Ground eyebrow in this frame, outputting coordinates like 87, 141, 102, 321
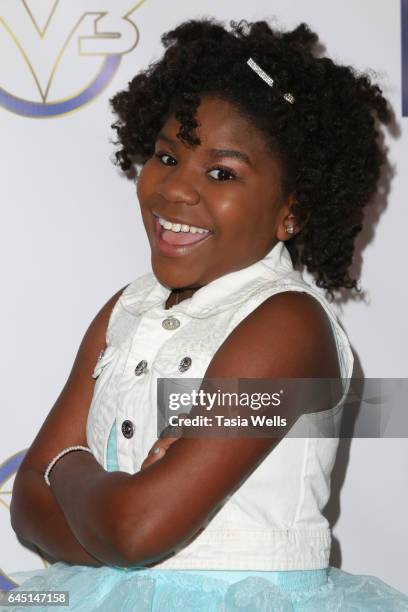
156, 131, 253, 167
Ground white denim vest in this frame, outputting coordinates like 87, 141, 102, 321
86, 240, 354, 570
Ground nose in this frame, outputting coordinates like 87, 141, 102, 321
156, 165, 200, 206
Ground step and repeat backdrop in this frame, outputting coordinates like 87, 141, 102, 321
1, 0, 407, 594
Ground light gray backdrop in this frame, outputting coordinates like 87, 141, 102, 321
1, 0, 407, 595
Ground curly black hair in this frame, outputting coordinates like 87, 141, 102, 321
110, 17, 392, 299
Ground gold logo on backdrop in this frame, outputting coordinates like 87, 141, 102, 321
0, 0, 147, 117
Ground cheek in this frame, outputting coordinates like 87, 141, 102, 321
213, 198, 253, 233
232, 208, 275, 244
136, 161, 155, 202
216, 218, 258, 252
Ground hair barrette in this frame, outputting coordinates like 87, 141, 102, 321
246, 57, 295, 104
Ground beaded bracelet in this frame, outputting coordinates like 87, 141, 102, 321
44, 446, 93, 486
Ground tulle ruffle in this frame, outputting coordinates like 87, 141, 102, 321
3, 562, 408, 611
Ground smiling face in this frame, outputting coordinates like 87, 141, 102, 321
136, 95, 297, 291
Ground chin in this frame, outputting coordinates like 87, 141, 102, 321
150, 257, 197, 289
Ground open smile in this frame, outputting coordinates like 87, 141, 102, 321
152, 214, 214, 258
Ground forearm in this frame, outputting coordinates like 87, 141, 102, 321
49, 451, 134, 566
10, 469, 103, 566
47, 440, 184, 568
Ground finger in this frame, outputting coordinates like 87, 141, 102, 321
148, 445, 166, 460
141, 456, 155, 470
147, 438, 177, 456
142, 450, 161, 467
158, 436, 179, 449
141, 446, 166, 470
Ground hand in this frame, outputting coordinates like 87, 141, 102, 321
140, 416, 186, 470
140, 437, 178, 470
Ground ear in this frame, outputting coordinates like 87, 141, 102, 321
276, 194, 308, 241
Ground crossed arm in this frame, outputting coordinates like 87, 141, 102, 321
10, 287, 340, 567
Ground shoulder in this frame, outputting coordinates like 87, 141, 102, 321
208, 290, 340, 379
248, 289, 327, 319
251, 290, 335, 341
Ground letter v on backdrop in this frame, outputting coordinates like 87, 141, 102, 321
0, 0, 147, 118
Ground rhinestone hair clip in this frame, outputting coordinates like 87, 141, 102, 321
246, 57, 295, 104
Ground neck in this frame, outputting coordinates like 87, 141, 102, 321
165, 287, 200, 310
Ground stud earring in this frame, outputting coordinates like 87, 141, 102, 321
285, 224, 295, 234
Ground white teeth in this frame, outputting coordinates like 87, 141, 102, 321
158, 216, 209, 234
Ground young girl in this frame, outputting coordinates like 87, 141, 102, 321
5, 17, 408, 611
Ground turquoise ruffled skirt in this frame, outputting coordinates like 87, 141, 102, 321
4, 424, 408, 611
6, 563, 408, 611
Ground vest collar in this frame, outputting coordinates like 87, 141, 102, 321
121, 240, 298, 319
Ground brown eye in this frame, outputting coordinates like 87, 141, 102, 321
155, 152, 177, 166
208, 167, 237, 181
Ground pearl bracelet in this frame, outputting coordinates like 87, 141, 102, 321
44, 445, 93, 486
